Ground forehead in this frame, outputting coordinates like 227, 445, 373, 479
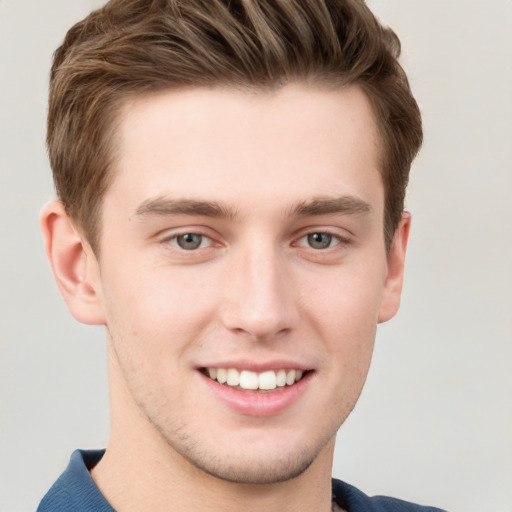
107, 84, 383, 219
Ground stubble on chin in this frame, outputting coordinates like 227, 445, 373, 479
145, 412, 339, 486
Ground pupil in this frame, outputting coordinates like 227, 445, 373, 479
308, 233, 331, 249
177, 234, 202, 250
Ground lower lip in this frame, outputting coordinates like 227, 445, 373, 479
200, 371, 313, 417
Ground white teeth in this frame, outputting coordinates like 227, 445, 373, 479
240, 370, 259, 390
227, 368, 240, 386
206, 367, 306, 390
276, 369, 287, 387
216, 368, 227, 384
258, 370, 277, 390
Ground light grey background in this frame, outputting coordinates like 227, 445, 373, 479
1, 1, 511, 511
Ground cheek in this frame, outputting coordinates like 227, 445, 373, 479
317, 300, 377, 381
299, 261, 384, 384
100, 262, 219, 349
302, 261, 385, 336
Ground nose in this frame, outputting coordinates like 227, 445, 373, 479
220, 241, 299, 341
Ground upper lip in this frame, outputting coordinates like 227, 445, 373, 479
197, 359, 312, 372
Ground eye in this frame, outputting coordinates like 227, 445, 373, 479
296, 232, 343, 250
172, 233, 211, 250
305, 232, 334, 249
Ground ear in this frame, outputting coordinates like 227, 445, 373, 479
40, 201, 106, 325
378, 212, 411, 323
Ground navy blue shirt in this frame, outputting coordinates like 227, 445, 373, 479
37, 450, 448, 512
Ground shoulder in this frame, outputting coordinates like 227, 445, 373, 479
37, 450, 113, 512
332, 479, 449, 512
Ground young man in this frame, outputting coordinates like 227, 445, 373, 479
37, 1, 446, 511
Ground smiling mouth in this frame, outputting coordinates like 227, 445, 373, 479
201, 368, 308, 391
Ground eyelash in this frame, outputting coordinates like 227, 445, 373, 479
161, 229, 350, 254
297, 231, 344, 251
295, 231, 349, 250
164, 232, 214, 251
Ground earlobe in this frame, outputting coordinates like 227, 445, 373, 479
378, 212, 411, 323
40, 201, 106, 325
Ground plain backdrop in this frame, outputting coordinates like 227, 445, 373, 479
1, 1, 511, 511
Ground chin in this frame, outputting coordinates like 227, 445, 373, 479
185, 447, 320, 485
156, 420, 337, 485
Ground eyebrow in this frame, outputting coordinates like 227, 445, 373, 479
134, 194, 372, 221
288, 196, 372, 217
134, 196, 239, 220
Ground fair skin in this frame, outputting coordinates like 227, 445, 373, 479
41, 84, 409, 512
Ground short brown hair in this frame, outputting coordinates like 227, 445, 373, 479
48, 0, 422, 251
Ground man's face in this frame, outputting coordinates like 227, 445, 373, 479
88, 84, 405, 483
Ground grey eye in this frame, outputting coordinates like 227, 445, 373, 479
176, 233, 204, 250
307, 233, 333, 249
